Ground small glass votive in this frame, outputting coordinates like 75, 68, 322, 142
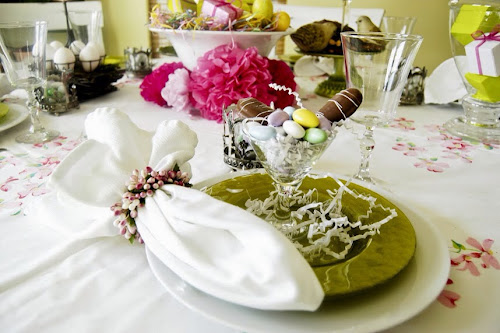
124, 47, 152, 78
40, 69, 79, 116
223, 104, 262, 170
400, 67, 427, 105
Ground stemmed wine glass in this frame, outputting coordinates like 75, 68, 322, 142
341, 32, 423, 185
0, 21, 59, 144
243, 118, 336, 236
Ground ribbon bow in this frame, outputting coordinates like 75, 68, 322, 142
470, 24, 500, 75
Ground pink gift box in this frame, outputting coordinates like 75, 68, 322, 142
201, 0, 243, 25
465, 36, 500, 77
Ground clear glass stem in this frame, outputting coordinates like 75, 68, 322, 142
272, 182, 300, 230
27, 88, 45, 134
354, 126, 375, 183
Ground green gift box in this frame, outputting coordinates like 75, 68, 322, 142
465, 73, 500, 103
451, 4, 498, 45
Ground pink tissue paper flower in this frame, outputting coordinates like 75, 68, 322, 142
188, 44, 274, 122
161, 68, 192, 113
140, 62, 186, 106
266, 59, 297, 109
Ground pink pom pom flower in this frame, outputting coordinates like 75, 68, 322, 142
140, 62, 186, 106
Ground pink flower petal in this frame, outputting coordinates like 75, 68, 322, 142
437, 289, 461, 308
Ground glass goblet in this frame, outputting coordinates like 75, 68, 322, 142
243, 117, 336, 236
0, 21, 59, 144
341, 32, 423, 185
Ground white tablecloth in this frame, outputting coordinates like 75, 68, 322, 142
0, 74, 499, 333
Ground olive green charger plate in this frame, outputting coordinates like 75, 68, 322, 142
203, 172, 416, 299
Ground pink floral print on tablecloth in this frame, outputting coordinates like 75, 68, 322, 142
0, 136, 82, 216
437, 237, 499, 308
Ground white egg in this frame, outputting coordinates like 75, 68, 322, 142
49, 40, 65, 51
53, 47, 76, 71
45, 44, 55, 61
69, 40, 86, 56
87, 41, 105, 57
79, 44, 100, 72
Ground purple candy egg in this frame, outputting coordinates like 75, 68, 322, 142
317, 114, 332, 131
268, 110, 290, 127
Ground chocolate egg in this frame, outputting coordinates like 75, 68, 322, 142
236, 97, 273, 118
317, 88, 363, 122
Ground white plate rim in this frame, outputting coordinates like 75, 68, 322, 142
149, 26, 294, 37
0, 103, 29, 133
146, 171, 450, 333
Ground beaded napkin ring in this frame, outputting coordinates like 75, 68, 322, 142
110, 164, 192, 244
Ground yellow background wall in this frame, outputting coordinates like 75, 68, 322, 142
100, 0, 151, 58
100, 0, 452, 73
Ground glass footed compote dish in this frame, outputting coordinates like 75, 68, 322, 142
341, 32, 423, 185
446, 0, 500, 144
0, 21, 59, 143
242, 117, 336, 238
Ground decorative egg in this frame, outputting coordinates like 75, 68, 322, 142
282, 120, 305, 139
249, 124, 276, 141
268, 109, 290, 127
317, 114, 332, 131
87, 41, 105, 57
292, 108, 320, 128
49, 40, 65, 51
45, 44, 56, 70
53, 47, 76, 70
79, 44, 100, 72
304, 128, 328, 144
69, 40, 86, 56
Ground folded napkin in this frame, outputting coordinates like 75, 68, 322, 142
294, 55, 335, 77
424, 57, 468, 104
37, 108, 324, 311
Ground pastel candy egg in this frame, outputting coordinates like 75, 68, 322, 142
283, 120, 305, 139
317, 114, 332, 131
283, 106, 295, 118
249, 125, 276, 141
292, 108, 320, 128
304, 128, 328, 144
268, 109, 290, 127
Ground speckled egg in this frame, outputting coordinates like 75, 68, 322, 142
53, 47, 76, 70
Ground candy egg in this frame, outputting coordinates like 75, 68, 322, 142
49, 40, 64, 51
268, 109, 290, 127
304, 128, 328, 144
79, 44, 100, 72
249, 124, 276, 141
70, 40, 86, 56
283, 120, 305, 139
292, 108, 320, 128
53, 47, 76, 70
317, 114, 332, 131
283, 106, 295, 118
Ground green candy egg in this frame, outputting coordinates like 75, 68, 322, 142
304, 127, 328, 144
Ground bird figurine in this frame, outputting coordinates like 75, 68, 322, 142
291, 20, 338, 53
356, 15, 381, 33
352, 15, 386, 52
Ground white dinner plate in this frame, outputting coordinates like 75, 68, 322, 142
146, 172, 450, 333
0, 103, 29, 133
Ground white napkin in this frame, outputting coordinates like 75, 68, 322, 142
424, 57, 468, 104
294, 55, 335, 77
37, 107, 324, 311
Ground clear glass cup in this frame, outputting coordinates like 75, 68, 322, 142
0, 21, 59, 143
242, 117, 336, 235
382, 16, 417, 34
341, 32, 423, 185
445, 0, 500, 144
